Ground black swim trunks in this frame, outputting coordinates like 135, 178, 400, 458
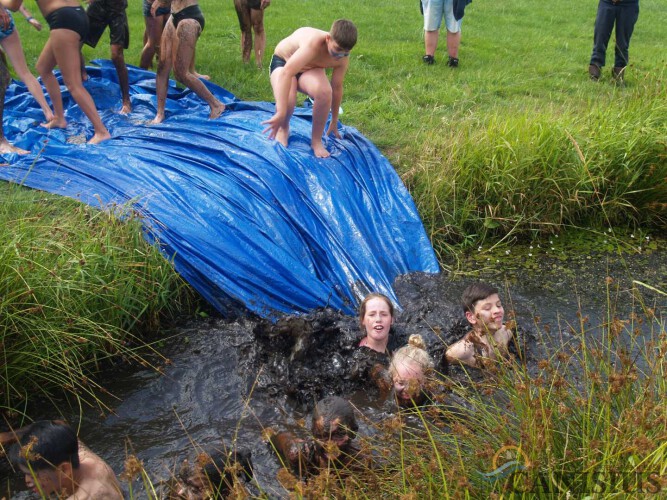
171, 4, 205, 32
85, 0, 129, 49
45, 6, 89, 41
143, 0, 170, 17
269, 54, 303, 79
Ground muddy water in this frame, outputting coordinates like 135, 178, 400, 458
4, 245, 666, 498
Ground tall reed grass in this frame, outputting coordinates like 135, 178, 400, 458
0, 183, 195, 415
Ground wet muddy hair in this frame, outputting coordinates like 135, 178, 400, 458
330, 19, 357, 51
311, 396, 358, 441
461, 282, 499, 314
358, 292, 394, 327
12, 420, 79, 471
390, 334, 435, 377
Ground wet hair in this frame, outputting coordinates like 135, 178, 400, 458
178, 447, 252, 497
311, 396, 358, 441
12, 420, 79, 471
358, 293, 394, 327
461, 282, 499, 314
330, 19, 357, 51
389, 334, 435, 378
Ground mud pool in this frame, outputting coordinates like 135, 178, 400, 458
2, 244, 665, 498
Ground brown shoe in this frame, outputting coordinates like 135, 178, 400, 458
612, 66, 625, 85
588, 64, 601, 81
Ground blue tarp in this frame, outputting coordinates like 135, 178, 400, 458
1, 60, 439, 317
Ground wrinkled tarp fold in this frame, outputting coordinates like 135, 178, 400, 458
1, 60, 439, 317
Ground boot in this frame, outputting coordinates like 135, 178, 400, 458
612, 66, 625, 85
588, 64, 601, 81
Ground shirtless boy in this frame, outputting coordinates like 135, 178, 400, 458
2, 420, 122, 499
446, 283, 513, 369
262, 19, 357, 158
150, 0, 224, 123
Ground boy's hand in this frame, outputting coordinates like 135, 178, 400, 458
260, 0, 271, 9
0, 9, 10, 30
261, 113, 284, 140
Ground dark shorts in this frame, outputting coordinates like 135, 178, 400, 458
143, 0, 170, 17
85, 0, 129, 49
269, 55, 302, 79
45, 6, 89, 41
247, 0, 262, 9
172, 4, 205, 32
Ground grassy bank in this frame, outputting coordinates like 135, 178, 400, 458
2, 0, 665, 414
0, 183, 194, 415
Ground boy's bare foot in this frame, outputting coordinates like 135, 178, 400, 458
209, 102, 225, 120
42, 117, 67, 129
0, 140, 29, 155
312, 141, 330, 158
42, 110, 55, 123
194, 72, 210, 81
88, 131, 112, 144
149, 113, 165, 125
119, 101, 132, 115
276, 128, 289, 147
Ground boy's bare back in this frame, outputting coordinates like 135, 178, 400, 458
274, 27, 348, 73
69, 443, 122, 500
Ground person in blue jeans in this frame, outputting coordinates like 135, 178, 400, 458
588, 0, 640, 83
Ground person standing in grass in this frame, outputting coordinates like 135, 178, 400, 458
421, 0, 471, 67
262, 19, 357, 158
2, 420, 122, 499
150, 0, 225, 123
445, 282, 513, 369
234, 0, 271, 69
588, 0, 640, 84
2, 0, 111, 144
80, 0, 132, 114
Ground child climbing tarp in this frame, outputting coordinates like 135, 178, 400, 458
0, 61, 439, 317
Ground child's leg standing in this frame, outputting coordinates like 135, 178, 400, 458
298, 68, 331, 158
269, 66, 297, 147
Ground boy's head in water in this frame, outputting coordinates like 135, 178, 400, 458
358, 293, 394, 353
12, 420, 80, 497
311, 396, 358, 450
462, 282, 504, 334
172, 448, 252, 499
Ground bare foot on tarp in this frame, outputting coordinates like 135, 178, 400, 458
0, 139, 29, 155
42, 117, 67, 129
312, 141, 330, 158
88, 131, 112, 144
119, 101, 132, 115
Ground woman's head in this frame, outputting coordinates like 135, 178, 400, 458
358, 293, 394, 352
389, 335, 434, 407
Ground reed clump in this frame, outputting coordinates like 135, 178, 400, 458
0, 183, 195, 413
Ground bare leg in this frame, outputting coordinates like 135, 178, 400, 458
250, 8, 265, 69
269, 68, 297, 147
111, 44, 131, 114
234, 0, 252, 64
48, 30, 110, 143
446, 30, 461, 59
425, 30, 439, 57
140, 14, 166, 70
36, 37, 67, 129
1, 31, 54, 123
172, 21, 224, 119
189, 46, 209, 80
150, 18, 174, 124
298, 69, 332, 158
0, 55, 28, 155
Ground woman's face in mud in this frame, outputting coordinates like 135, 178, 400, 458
361, 297, 394, 349
469, 293, 504, 333
392, 359, 425, 407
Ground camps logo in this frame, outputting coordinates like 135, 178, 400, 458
478, 445, 530, 482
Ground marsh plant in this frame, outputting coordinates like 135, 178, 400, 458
0, 183, 195, 414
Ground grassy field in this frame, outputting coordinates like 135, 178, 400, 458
1, 0, 665, 464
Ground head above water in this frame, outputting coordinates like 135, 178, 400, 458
390, 335, 434, 407
358, 293, 395, 353
329, 19, 358, 52
311, 396, 358, 446
461, 282, 499, 315
358, 293, 394, 327
462, 282, 505, 333
174, 448, 252, 499
12, 420, 79, 472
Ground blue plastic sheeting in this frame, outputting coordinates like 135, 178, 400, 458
1, 60, 439, 317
